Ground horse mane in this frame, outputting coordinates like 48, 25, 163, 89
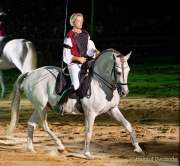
95, 48, 123, 61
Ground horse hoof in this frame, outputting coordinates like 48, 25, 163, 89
134, 148, 145, 155
32, 150, 37, 153
48, 149, 59, 156
57, 148, 65, 153
84, 152, 95, 160
26, 147, 36, 153
5, 129, 13, 137
28, 149, 36, 153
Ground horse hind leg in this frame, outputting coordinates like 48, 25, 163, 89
108, 106, 143, 154
39, 104, 65, 152
27, 111, 40, 152
83, 111, 96, 159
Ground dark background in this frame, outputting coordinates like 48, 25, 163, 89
0, 0, 179, 66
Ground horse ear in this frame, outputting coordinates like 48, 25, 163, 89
126, 51, 132, 60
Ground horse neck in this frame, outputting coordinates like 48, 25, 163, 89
93, 50, 116, 85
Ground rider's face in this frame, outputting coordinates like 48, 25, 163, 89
74, 16, 84, 29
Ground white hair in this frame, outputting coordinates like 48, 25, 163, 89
69, 13, 83, 27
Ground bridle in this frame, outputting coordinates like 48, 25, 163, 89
93, 71, 116, 90
116, 63, 129, 86
114, 53, 129, 86
93, 54, 128, 91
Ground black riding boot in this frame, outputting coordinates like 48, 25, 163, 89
57, 86, 74, 113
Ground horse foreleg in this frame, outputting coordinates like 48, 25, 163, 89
40, 106, 65, 152
83, 111, 96, 159
27, 111, 40, 152
108, 106, 143, 153
0, 70, 5, 98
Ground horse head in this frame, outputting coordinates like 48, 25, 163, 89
113, 51, 131, 97
93, 49, 131, 97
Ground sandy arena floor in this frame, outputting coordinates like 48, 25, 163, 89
0, 97, 179, 166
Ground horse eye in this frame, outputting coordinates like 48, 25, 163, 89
116, 69, 121, 74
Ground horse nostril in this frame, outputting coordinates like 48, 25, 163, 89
120, 91, 125, 96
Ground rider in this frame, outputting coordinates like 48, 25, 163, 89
57, 13, 99, 112
0, 8, 6, 43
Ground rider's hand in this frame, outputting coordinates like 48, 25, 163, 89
95, 49, 100, 58
96, 49, 100, 55
78, 57, 87, 64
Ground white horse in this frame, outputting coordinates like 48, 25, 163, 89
0, 39, 37, 97
7, 49, 143, 159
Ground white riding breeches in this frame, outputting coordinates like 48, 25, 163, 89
68, 64, 81, 90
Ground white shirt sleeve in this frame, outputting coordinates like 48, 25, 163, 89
86, 39, 97, 58
63, 37, 73, 64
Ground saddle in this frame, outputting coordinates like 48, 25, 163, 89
0, 36, 14, 56
55, 59, 95, 103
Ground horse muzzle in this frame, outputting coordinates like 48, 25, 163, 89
120, 90, 129, 97
117, 83, 129, 97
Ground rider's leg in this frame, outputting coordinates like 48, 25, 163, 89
68, 64, 81, 90
59, 63, 81, 101
56, 64, 81, 112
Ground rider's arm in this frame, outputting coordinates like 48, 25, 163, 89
63, 37, 86, 64
71, 56, 86, 64
95, 49, 100, 56
87, 39, 100, 58
63, 37, 73, 64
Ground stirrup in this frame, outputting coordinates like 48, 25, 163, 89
59, 104, 64, 115
62, 66, 70, 76
53, 102, 64, 114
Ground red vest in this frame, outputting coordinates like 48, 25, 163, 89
67, 30, 80, 57
67, 30, 89, 57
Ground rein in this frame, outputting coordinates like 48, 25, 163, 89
93, 54, 128, 91
93, 71, 116, 90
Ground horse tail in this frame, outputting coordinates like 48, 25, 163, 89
23, 41, 37, 72
6, 73, 28, 136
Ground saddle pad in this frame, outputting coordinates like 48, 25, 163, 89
55, 61, 94, 100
